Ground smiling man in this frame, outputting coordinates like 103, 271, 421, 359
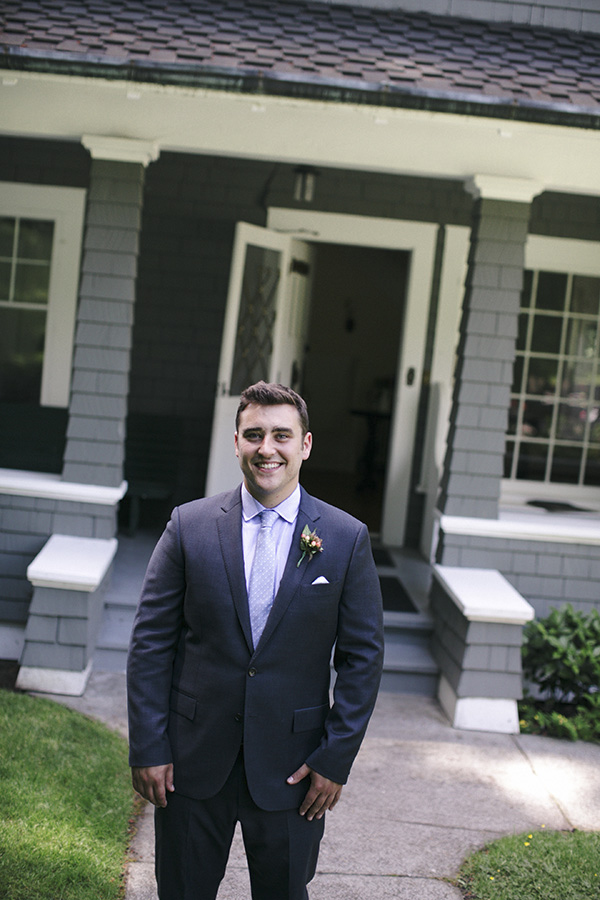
127, 381, 384, 900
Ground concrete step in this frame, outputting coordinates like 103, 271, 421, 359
94, 603, 136, 672
94, 535, 440, 696
94, 606, 441, 692
381, 610, 439, 696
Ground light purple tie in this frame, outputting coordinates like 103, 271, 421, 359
248, 509, 279, 647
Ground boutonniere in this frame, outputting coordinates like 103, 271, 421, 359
297, 525, 323, 567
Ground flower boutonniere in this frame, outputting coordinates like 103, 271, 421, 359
297, 525, 323, 567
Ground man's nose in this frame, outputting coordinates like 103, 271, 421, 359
258, 435, 276, 455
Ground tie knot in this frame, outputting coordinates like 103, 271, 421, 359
260, 509, 278, 529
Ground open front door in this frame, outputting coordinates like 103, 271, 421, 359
205, 223, 312, 497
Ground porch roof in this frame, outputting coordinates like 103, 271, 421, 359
1, 0, 600, 129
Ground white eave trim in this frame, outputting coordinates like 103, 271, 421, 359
2, 70, 600, 198
439, 509, 600, 546
0, 468, 127, 505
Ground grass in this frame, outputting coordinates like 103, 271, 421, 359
0, 688, 136, 900
455, 828, 600, 900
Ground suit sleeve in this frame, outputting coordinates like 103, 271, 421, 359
304, 522, 384, 784
126, 509, 185, 767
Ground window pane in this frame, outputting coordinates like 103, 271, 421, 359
0, 218, 15, 257
557, 403, 587, 442
516, 442, 547, 480
13, 263, 51, 306
589, 406, 600, 443
531, 315, 562, 354
527, 356, 558, 395
507, 398, 521, 436
571, 276, 600, 316
565, 317, 597, 359
507, 264, 600, 488
17, 219, 54, 261
503, 440, 515, 477
516, 313, 528, 352
230, 244, 281, 395
550, 445, 582, 483
511, 356, 524, 394
585, 447, 600, 486
0, 307, 46, 402
561, 360, 592, 401
535, 271, 567, 311
522, 400, 553, 438
520, 270, 533, 308
0, 261, 11, 301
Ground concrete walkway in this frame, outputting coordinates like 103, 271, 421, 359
50, 672, 600, 899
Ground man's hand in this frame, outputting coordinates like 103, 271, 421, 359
131, 764, 175, 808
286, 764, 342, 821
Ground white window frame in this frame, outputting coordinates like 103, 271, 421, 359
501, 235, 600, 510
0, 182, 86, 407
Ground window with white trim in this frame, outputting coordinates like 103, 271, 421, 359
504, 238, 600, 489
0, 183, 86, 407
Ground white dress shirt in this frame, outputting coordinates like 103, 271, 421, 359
241, 483, 301, 595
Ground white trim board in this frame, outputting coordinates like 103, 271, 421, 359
2, 70, 600, 197
0, 468, 127, 505
439, 510, 600, 545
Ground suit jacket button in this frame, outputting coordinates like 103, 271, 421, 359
234, 713, 242, 722
248, 667, 257, 677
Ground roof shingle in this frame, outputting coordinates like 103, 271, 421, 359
2, 0, 600, 125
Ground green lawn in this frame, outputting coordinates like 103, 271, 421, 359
0, 689, 136, 900
456, 828, 600, 900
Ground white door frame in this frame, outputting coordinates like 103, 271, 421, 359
267, 208, 438, 545
205, 223, 312, 498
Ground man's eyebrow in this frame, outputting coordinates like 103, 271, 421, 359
241, 425, 294, 435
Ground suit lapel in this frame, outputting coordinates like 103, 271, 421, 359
216, 488, 254, 654
255, 488, 322, 652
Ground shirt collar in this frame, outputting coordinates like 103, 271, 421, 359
241, 483, 301, 524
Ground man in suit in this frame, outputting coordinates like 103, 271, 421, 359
127, 381, 384, 900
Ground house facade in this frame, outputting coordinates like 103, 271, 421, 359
1, 0, 599, 711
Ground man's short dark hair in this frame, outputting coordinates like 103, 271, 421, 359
236, 382, 309, 435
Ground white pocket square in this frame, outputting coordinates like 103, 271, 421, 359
311, 576, 329, 585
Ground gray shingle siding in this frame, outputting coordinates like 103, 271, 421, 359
437, 198, 530, 520
62, 159, 143, 488
437, 531, 600, 618
0, 490, 117, 625
430, 577, 526, 700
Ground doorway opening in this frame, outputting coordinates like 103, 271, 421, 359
300, 243, 409, 535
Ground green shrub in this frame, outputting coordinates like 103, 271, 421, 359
522, 604, 600, 703
519, 604, 600, 742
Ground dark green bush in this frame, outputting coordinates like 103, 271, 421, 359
519, 604, 600, 742
522, 604, 600, 703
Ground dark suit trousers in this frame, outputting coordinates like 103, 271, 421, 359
154, 750, 325, 900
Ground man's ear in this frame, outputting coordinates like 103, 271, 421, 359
302, 431, 313, 460
234, 432, 239, 458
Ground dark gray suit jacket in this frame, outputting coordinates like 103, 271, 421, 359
127, 486, 384, 811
